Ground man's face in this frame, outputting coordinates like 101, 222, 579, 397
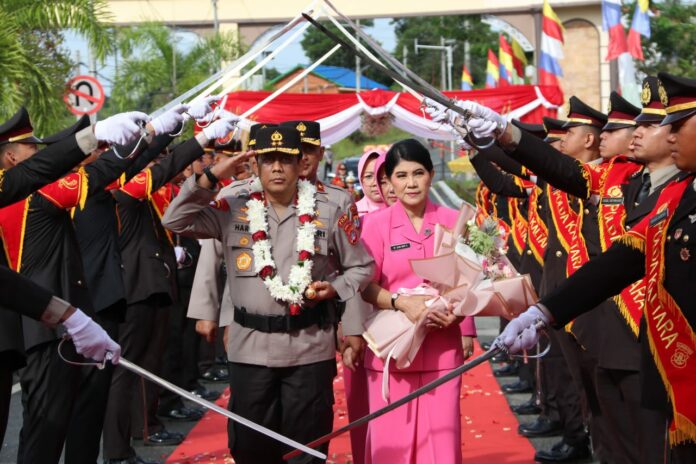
668, 115, 696, 172
1, 142, 38, 168
599, 127, 634, 159
560, 126, 593, 159
299, 143, 324, 179
631, 123, 672, 164
257, 152, 301, 196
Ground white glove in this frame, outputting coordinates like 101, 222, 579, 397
202, 117, 238, 140
494, 305, 550, 353
174, 246, 186, 264
63, 309, 121, 363
94, 112, 150, 145
186, 95, 221, 121
150, 104, 189, 135
450, 127, 473, 150
423, 97, 451, 124
456, 101, 508, 139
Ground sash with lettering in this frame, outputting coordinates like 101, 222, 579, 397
526, 186, 548, 266
598, 157, 645, 336
508, 197, 528, 256
619, 176, 696, 445
546, 185, 589, 276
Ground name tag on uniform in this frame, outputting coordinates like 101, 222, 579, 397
650, 209, 669, 226
601, 197, 623, 205
315, 229, 327, 239
233, 223, 249, 233
390, 243, 411, 251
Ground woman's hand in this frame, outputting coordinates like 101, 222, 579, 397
462, 336, 475, 360
425, 310, 460, 330
395, 294, 430, 323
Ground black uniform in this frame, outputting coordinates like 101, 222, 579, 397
103, 137, 204, 461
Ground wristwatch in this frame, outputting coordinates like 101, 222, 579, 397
390, 292, 400, 310
202, 165, 219, 185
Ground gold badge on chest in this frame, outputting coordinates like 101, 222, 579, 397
236, 251, 252, 271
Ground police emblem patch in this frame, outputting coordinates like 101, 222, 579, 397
236, 251, 252, 271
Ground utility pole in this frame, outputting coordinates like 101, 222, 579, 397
212, 0, 219, 33
403, 45, 408, 69
355, 19, 361, 92
414, 39, 457, 91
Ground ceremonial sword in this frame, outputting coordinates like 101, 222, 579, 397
115, 358, 326, 460
300, 12, 498, 148
282, 321, 547, 461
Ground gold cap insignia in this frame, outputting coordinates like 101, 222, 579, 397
271, 130, 284, 147
641, 82, 651, 106
296, 122, 307, 135
658, 81, 669, 107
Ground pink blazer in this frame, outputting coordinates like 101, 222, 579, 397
361, 200, 476, 372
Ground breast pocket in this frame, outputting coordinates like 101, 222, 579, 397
223, 230, 256, 277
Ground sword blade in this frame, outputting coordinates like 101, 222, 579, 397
282, 346, 503, 461
117, 357, 327, 460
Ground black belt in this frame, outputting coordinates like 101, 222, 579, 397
233, 302, 335, 333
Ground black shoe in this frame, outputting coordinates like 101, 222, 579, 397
518, 417, 562, 437
494, 363, 519, 377
158, 406, 204, 422
502, 380, 532, 394
104, 456, 161, 464
201, 365, 229, 382
481, 341, 492, 350
190, 386, 220, 401
144, 430, 184, 446
511, 398, 541, 415
534, 441, 591, 462
490, 353, 509, 363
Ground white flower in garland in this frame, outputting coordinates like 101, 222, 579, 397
246, 179, 318, 314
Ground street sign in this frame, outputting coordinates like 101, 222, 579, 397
64, 75, 105, 116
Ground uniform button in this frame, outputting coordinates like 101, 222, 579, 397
120, 264, 125, 269
684, 235, 689, 242
667, 236, 671, 241
77, 280, 82, 285
555, 251, 562, 258
625, 225, 631, 230
155, 252, 160, 257
584, 209, 590, 215
526, 250, 532, 255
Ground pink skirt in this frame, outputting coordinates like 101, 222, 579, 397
344, 365, 369, 464
364, 368, 462, 464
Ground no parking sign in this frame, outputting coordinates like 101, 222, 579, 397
64, 75, 105, 116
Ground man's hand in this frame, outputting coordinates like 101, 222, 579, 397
309, 281, 337, 302
186, 95, 221, 121
455, 101, 508, 139
196, 320, 218, 344
395, 294, 430, 324
150, 104, 188, 135
62, 308, 121, 363
494, 305, 551, 353
94, 111, 150, 145
342, 335, 366, 372
202, 117, 238, 141
196, 150, 255, 189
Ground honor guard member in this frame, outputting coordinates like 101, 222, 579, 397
102, 118, 234, 463
162, 126, 374, 464
497, 71, 696, 464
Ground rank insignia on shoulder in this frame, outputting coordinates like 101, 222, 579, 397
338, 213, 349, 229
236, 251, 252, 271
348, 226, 359, 245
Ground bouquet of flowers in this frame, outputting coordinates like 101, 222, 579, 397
363, 202, 537, 400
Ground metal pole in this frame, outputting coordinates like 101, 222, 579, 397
440, 36, 446, 90
403, 45, 408, 69
446, 46, 453, 91
212, 0, 219, 33
355, 19, 361, 92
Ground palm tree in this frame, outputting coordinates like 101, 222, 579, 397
0, 0, 113, 133
110, 22, 244, 116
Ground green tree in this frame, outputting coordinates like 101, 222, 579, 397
109, 23, 244, 116
393, 15, 499, 90
628, 0, 696, 76
299, 20, 391, 85
0, 0, 114, 134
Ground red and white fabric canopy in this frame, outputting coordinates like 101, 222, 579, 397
222, 85, 563, 145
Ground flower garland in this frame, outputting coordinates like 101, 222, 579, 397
247, 177, 318, 315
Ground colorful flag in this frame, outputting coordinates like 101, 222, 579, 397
628, 0, 651, 60
511, 37, 528, 82
485, 49, 499, 89
498, 35, 514, 86
539, 0, 564, 87
460, 65, 473, 91
602, 0, 629, 61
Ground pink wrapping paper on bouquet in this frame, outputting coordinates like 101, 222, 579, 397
362, 202, 538, 400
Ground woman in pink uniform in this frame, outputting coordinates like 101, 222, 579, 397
343, 149, 386, 464
360, 139, 476, 464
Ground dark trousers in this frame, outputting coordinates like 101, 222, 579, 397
103, 302, 167, 459
64, 313, 120, 464
595, 366, 666, 464
0, 365, 12, 447
227, 360, 337, 464
541, 329, 586, 444
17, 340, 85, 464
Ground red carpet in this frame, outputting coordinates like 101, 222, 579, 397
165, 342, 535, 463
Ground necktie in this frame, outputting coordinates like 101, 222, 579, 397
636, 172, 651, 205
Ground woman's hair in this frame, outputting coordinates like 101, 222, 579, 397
384, 139, 434, 177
